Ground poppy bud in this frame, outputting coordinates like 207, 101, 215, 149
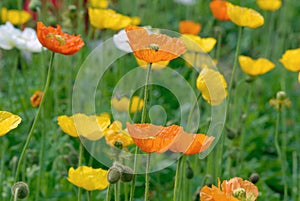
107, 166, 121, 184
11, 182, 29, 199
29, 0, 41, 12
233, 188, 246, 200
276, 91, 287, 101
249, 173, 260, 184
68, 5, 77, 13
120, 166, 134, 182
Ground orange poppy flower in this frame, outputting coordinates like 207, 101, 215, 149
169, 132, 214, 155
126, 123, 182, 153
179, 20, 201, 35
125, 25, 186, 63
210, 0, 230, 21
37, 22, 84, 55
30, 90, 43, 107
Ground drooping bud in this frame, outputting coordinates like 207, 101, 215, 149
249, 173, 260, 184
120, 166, 134, 182
11, 182, 29, 199
107, 166, 121, 184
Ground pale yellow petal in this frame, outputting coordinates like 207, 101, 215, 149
256, 0, 282, 11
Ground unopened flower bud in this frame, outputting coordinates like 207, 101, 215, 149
107, 166, 121, 184
120, 166, 134, 182
68, 5, 77, 13
233, 188, 246, 200
29, 0, 41, 12
249, 173, 260, 184
114, 141, 123, 149
276, 91, 287, 101
11, 182, 29, 199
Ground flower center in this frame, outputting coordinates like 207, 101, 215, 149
149, 43, 159, 51
47, 33, 67, 46
233, 188, 246, 200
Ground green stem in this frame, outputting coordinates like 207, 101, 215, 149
144, 153, 151, 201
173, 156, 182, 201
13, 52, 55, 184
114, 183, 119, 201
130, 63, 152, 201
77, 143, 84, 201
106, 184, 112, 201
87, 191, 91, 201
13, 188, 19, 201
274, 109, 287, 201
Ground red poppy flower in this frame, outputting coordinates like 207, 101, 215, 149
210, 0, 230, 21
126, 123, 182, 153
125, 25, 186, 63
37, 22, 84, 55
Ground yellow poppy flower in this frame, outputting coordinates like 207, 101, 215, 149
0, 111, 22, 136
111, 96, 144, 113
181, 34, 217, 53
256, 0, 282, 11
280, 48, 300, 72
196, 68, 228, 105
57, 113, 110, 140
280, 48, 300, 83
89, 0, 109, 8
88, 8, 132, 30
226, 2, 264, 28
136, 57, 169, 70
104, 121, 133, 147
67, 166, 109, 191
1, 8, 31, 25
238, 55, 275, 76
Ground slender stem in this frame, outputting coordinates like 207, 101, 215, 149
141, 63, 152, 123
129, 147, 138, 201
227, 26, 243, 110
114, 184, 119, 201
130, 63, 152, 201
13, 188, 19, 201
173, 156, 182, 201
106, 184, 112, 201
13, 52, 55, 184
187, 93, 201, 132
144, 153, 151, 201
77, 143, 84, 201
87, 191, 91, 201
274, 109, 287, 201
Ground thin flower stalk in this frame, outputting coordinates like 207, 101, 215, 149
13, 52, 55, 184
77, 143, 84, 201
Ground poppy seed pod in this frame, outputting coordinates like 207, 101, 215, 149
11, 182, 29, 199
249, 173, 260, 184
120, 166, 134, 182
233, 188, 246, 200
107, 166, 121, 184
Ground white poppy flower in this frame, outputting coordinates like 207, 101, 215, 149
113, 29, 132, 53
0, 22, 22, 50
0, 22, 43, 52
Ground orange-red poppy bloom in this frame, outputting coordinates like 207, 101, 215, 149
126, 123, 181, 153
179, 20, 201, 35
30, 90, 43, 107
125, 25, 186, 63
169, 132, 214, 155
126, 123, 214, 154
37, 22, 84, 55
210, 0, 230, 21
